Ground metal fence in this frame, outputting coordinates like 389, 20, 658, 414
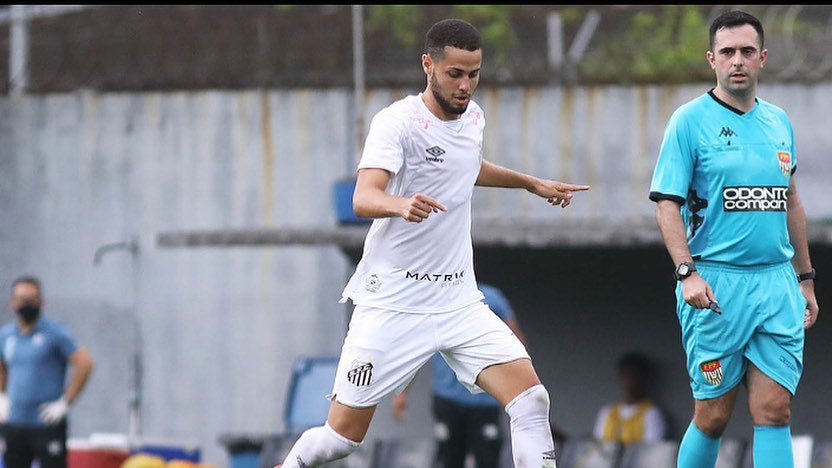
2, 4, 832, 93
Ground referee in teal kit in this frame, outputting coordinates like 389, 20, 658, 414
649, 10, 819, 468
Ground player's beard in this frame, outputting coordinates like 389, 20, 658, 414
430, 71, 468, 116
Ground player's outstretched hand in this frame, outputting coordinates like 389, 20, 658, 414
532, 180, 590, 208
401, 193, 447, 223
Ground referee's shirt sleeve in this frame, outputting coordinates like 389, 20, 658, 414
649, 108, 694, 206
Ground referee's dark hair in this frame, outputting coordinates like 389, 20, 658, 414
709, 10, 764, 51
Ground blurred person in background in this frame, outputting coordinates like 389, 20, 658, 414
0, 276, 94, 468
592, 351, 667, 445
649, 10, 819, 468
272, 17, 589, 468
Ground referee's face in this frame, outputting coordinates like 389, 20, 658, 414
707, 23, 767, 99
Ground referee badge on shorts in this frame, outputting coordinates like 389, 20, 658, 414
365, 274, 380, 293
700, 360, 724, 386
777, 151, 791, 177
347, 360, 373, 387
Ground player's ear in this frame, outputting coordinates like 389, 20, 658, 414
422, 53, 432, 75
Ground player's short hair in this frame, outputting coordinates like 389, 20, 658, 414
709, 10, 764, 51
424, 18, 482, 60
11, 275, 42, 296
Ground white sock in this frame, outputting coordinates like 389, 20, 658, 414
505, 384, 557, 468
278, 422, 361, 468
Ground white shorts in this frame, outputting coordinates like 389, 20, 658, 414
330, 301, 531, 408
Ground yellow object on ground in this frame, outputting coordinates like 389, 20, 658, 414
120, 453, 167, 468
166, 461, 196, 468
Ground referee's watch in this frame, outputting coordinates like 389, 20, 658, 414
798, 268, 816, 283
674, 262, 697, 281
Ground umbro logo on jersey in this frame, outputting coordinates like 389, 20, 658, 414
425, 146, 446, 163
719, 127, 736, 138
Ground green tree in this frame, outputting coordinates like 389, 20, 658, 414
581, 5, 710, 84
365, 5, 519, 66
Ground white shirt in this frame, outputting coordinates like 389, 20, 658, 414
340, 94, 486, 313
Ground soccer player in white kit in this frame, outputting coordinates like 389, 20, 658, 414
274, 18, 590, 468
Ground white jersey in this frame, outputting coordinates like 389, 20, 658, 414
340, 94, 486, 313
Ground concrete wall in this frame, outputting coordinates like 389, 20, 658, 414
0, 83, 830, 465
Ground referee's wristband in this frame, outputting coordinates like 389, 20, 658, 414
797, 268, 816, 283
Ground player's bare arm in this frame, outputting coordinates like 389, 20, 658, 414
786, 180, 819, 328
655, 199, 717, 310
475, 159, 590, 207
353, 168, 447, 223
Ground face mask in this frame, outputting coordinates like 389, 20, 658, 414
16, 304, 40, 324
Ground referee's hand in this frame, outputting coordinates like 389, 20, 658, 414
801, 281, 819, 329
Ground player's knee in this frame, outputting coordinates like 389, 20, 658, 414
750, 394, 792, 426
693, 409, 731, 437
505, 384, 550, 425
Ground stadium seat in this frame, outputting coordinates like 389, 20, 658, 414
740, 433, 814, 468
617, 440, 679, 468
283, 356, 340, 435
792, 434, 814, 468
714, 438, 747, 468
812, 439, 832, 468
257, 435, 300, 468
556, 437, 621, 468
256, 356, 341, 468
371, 437, 436, 468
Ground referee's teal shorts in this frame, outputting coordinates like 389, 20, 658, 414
676, 260, 806, 400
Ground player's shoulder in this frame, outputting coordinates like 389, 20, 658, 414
376, 94, 421, 118
465, 99, 484, 115
370, 94, 426, 131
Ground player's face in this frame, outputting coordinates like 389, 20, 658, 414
423, 46, 481, 120
707, 24, 767, 99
